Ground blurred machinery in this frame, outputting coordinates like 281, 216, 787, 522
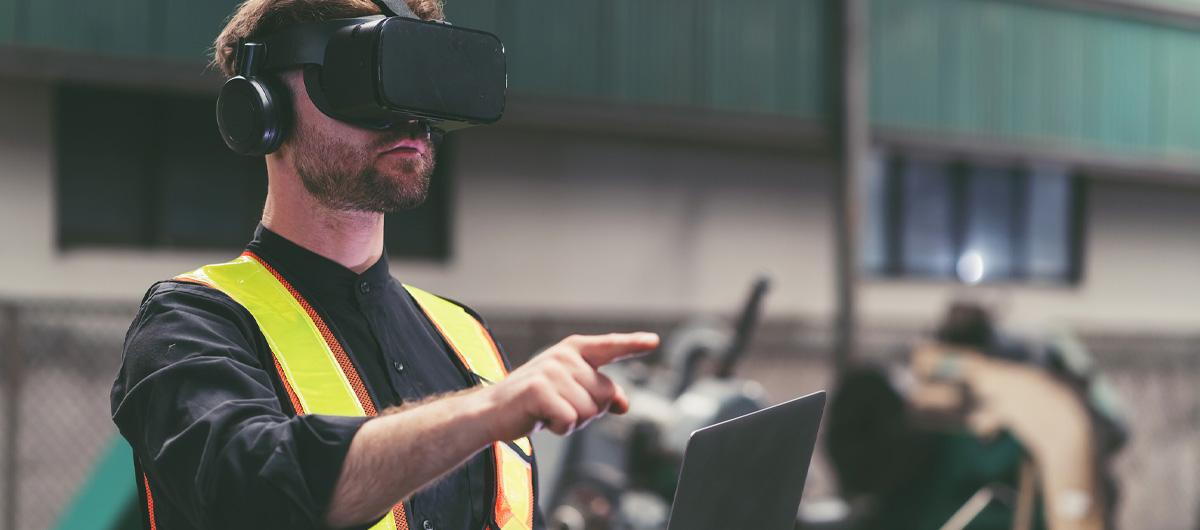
533, 278, 773, 530
825, 303, 1129, 530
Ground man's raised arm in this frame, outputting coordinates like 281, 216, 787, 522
324, 332, 660, 528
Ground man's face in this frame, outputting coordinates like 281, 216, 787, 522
279, 72, 436, 213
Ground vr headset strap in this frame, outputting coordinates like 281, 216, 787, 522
257, 16, 383, 70
372, 0, 417, 19
252, 2, 427, 72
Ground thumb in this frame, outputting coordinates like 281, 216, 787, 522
608, 383, 631, 415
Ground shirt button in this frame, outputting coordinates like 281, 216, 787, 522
393, 360, 405, 373
358, 281, 371, 295
422, 520, 434, 530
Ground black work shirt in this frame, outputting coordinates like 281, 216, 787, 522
110, 225, 543, 530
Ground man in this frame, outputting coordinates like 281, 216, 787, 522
109, 1, 659, 529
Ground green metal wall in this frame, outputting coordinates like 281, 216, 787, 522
0, 0, 833, 120
1136, 0, 1200, 8
445, 0, 834, 118
871, 0, 1200, 158
0, 0, 243, 60
5, 0, 1200, 157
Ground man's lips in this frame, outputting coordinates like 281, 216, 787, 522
379, 138, 427, 156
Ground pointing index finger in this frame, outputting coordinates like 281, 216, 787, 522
574, 332, 660, 369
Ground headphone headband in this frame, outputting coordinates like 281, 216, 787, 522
371, 0, 417, 18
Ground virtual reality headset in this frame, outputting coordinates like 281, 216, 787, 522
216, 0, 507, 155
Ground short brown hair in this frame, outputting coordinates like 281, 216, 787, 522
212, 0, 445, 78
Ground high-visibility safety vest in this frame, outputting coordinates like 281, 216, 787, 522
139, 251, 535, 530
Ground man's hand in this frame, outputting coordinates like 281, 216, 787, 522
478, 332, 659, 439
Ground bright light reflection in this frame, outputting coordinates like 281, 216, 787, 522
957, 251, 986, 284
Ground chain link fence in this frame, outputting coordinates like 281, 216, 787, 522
1, 300, 138, 530
1, 300, 1197, 529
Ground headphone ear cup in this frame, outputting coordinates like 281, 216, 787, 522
216, 75, 289, 156
258, 75, 292, 154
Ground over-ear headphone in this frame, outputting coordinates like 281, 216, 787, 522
216, 41, 291, 156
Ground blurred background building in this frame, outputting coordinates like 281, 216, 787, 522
1, 0, 1198, 528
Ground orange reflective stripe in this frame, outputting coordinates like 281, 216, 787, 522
403, 285, 535, 530
142, 472, 158, 530
271, 350, 306, 414
173, 274, 215, 289
404, 285, 508, 384
244, 252, 378, 416
495, 444, 535, 530
392, 504, 410, 530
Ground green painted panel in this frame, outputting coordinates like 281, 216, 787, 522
1163, 30, 1200, 151
7, 0, 834, 122
25, 0, 153, 55
459, 0, 831, 119
51, 436, 137, 530
1131, 0, 1200, 8
0, 0, 16, 44
496, 0, 607, 99
444, 0, 500, 31
705, 0, 830, 118
608, 0, 706, 107
162, 0, 244, 61
871, 0, 1200, 158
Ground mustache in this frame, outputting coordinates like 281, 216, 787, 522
373, 131, 432, 152
373, 120, 431, 144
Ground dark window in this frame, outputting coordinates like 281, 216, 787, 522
900, 157, 954, 276
862, 152, 1085, 285
55, 83, 451, 260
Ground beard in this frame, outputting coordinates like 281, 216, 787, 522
291, 119, 436, 213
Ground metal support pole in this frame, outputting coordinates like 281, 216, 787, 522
833, 0, 869, 374
2, 303, 21, 530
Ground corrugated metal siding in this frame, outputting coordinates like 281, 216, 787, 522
500, 1, 608, 100
9, 0, 1200, 158
1134, 0, 1200, 8
161, 0, 243, 60
24, 0, 155, 56
9, 0, 239, 59
705, 0, 831, 116
608, 0, 706, 107
446, 0, 832, 119
0, 0, 17, 44
871, 0, 1200, 157
5, 0, 832, 121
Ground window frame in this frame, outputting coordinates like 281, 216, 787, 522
864, 151, 1088, 286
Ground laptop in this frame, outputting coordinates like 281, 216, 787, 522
665, 391, 826, 530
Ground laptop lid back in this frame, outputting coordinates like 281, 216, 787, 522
665, 391, 826, 530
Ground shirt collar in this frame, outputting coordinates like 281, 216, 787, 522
245, 224, 393, 304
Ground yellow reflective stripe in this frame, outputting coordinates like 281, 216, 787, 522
402, 285, 535, 530
195, 256, 365, 417
497, 444, 534, 530
182, 256, 408, 530
371, 511, 400, 530
403, 284, 508, 384
513, 437, 532, 455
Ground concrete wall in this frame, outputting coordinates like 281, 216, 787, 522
2, 76, 1198, 336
